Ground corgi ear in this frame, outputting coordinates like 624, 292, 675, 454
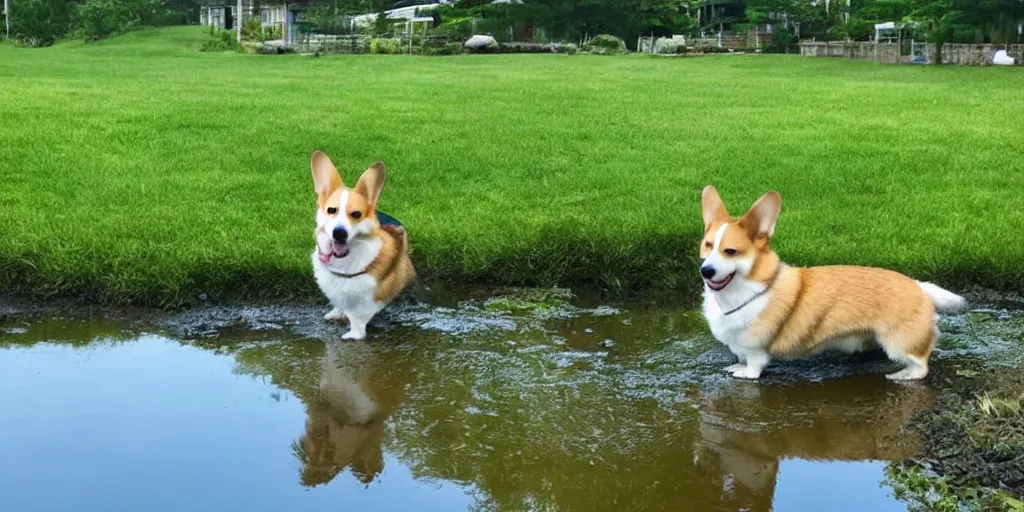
701, 185, 730, 232
739, 191, 782, 246
311, 151, 342, 207
354, 161, 386, 207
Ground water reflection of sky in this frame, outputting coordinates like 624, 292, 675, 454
0, 333, 918, 512
774, 459, 906, 512
0, 339, 476, 512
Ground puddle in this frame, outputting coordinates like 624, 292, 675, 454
1, 292, 1022, 512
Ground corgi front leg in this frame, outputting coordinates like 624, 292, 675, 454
341, 302, 384, 340
324, 307, 345, 321
728, 344, 771, 380
722, 351, 747, 373
342, 312, 369, 340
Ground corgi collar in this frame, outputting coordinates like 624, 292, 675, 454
316, 247, 369, 278
721, 265, 782, 316
326, 268, 368, 279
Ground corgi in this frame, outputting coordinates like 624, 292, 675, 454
699, 186, 967, 381
310, 151, 415, 340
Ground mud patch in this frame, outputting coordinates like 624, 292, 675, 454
887, 306, 1024, 508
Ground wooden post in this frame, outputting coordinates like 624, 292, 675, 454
282, 2, 288, 46
237, 0, 243, 43
897, 28, 902, 64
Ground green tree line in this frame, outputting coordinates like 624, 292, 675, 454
4, 0, 1023, 51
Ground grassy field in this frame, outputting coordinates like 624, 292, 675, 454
1, 27, 1023, 305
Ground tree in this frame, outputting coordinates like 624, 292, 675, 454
903, 0, 964, 64
6, 0, 74, 45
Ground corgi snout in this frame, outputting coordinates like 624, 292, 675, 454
332, 226, 348, 242
700, 264, 716, 279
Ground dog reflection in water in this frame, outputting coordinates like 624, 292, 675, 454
693, 377, 934, 510
292, 341, 405, 487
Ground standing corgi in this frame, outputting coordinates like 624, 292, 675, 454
699, 186, 967, 380
310, 151, 415, 340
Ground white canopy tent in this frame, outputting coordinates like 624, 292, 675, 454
874, 22, 899, 43
874, 21, 920, 43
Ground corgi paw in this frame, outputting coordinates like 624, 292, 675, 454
324, 308, 344, 321
723, 363, 746, 373
732, 366, 763, 380
886, 367, 928, 381
342, 330, 366, 340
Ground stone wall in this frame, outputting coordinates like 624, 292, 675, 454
931, 44, 1024, 65
800, 42, 1024, 66
799, 42, 899, 64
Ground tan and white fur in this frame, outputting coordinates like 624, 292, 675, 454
699, 186, 967, 381
311, 151, 415, 340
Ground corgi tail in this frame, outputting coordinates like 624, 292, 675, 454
917, 281, 967, 314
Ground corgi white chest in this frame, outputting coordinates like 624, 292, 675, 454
702, 279, 772, 351
313, 260, 380, 310
312, 237, 383, 308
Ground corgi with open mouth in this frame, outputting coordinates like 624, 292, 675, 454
699, 186, 966, 381
310, 151, 415, 340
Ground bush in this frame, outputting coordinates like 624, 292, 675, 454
368, 37, 402, 55
241, 15, 262, 41
257, 43, 295, 55
582, 34, 627, 55
434, 17, 474, 39
434, 42, 465, 55
263, 25, 282, 41
454, 0, 491, 8
71, 0, 169, 42
200, 29, 241, 53
764, 26, 798, 54
498, 42, 579, 54
8, 0, 72, 46
372, 12, 396, 37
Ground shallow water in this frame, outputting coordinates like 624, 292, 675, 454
2, 293, 1022, 512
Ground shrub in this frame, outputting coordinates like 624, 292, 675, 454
500, 42, 544, 53
263, 25, 282, 41
582, 34, 627, 55
454, 0, 491, 8
498, 42, 579, 54
368, 37, 402, 55
434, 42, 465, 55
241, 15, 262, 41
6, 0, 72, 47
434, 17, 474, 39
71, 0, 169, 42
257, 43, 295, 55
200, 29, 241, 53
372, 13, 396, 37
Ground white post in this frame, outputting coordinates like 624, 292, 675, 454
4, 0, 10, 40
282, 3, 288, 45
236, 0, 243, 43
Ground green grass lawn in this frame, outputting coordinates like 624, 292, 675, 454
1, 27, 1023, 306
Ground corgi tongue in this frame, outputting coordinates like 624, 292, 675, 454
331, 241, 349, 258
